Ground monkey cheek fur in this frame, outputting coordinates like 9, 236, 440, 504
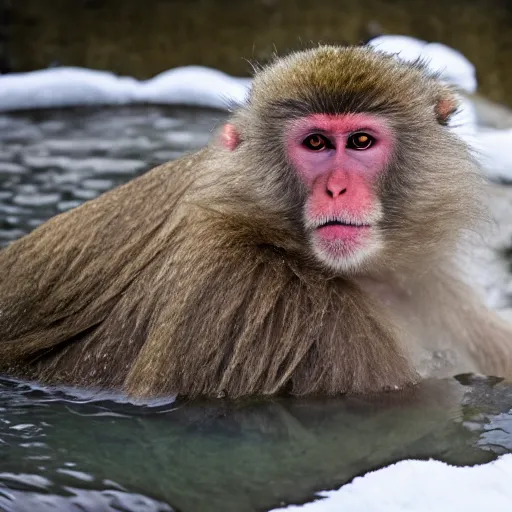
310, 226, 382, 273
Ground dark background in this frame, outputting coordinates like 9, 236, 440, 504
2, 0, 512, 105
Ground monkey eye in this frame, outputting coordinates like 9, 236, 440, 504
303, 134, 331, 151
346, 132, 375, 150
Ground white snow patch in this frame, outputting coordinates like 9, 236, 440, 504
0, 66, 251, 112
368, 35, 477, 93
469, 128, 512, 183
0, 67, 140, 110
270, 454, 512, 512
138, 66, 251, 109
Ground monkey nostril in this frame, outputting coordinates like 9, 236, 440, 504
326, 187, 347, 198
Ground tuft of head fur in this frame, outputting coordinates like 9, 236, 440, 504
249, 45, 453, 120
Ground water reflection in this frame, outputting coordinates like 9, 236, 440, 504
0, 376, 510, 511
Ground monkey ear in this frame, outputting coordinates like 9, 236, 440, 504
434, 92, 459, 126
220, 123, 242, 151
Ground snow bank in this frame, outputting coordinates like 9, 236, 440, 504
270, 455, 512, 512
0, 67, 140, 110
0, 66, 250, 112
138, 66, 250, 109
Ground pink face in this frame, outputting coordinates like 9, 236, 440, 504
286, 113, 394, 272
220, 112, 394, 273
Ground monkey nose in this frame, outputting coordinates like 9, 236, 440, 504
326, 184, 348, 198
326, 171, 349, 198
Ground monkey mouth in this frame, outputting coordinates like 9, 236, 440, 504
313, 219, 372, 246
316, 219, 372, 229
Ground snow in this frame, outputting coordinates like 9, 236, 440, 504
270, 455, 512, 512
139, 66, 251, 109
0, 67, 140, 110
368, 35, 478, 94
469, 128, 512, 183
0, 66, 251, 112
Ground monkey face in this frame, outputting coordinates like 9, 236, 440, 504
219, 46, 475, 276
284, 112, 393, 273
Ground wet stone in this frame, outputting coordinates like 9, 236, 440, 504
4, 216, 21, 226
0, 229, 26, 241
13, 193, 61, 207
81, 179, 115, 191
71, 188, 101, 201
57, 200, 83, 212
70, 158, 148, 175
26, 219, 45, 229
42, 138, 112, 155
15, 184, 39, 194
41, 137, 159, 159
37, 120, 68, 134
151, 150, 186, 163
162, 130, 211, 149
0, 125, 43, 143
0, 162, 27, 174
0, 204, 31, 215
0, 149, 21, 162
152, 117, 184, 130
21, 155, 72, 170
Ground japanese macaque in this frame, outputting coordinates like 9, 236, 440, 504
0, 46, 511, 399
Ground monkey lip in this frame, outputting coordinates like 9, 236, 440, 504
318, 220, 371, 228
315, 220, 371, 243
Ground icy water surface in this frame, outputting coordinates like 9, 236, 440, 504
0, 105, 226, 245
0, 107, 511, 511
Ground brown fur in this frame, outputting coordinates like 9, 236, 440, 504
0, 45, 511, 398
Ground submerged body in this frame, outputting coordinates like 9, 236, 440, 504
0, 45, 511, 398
